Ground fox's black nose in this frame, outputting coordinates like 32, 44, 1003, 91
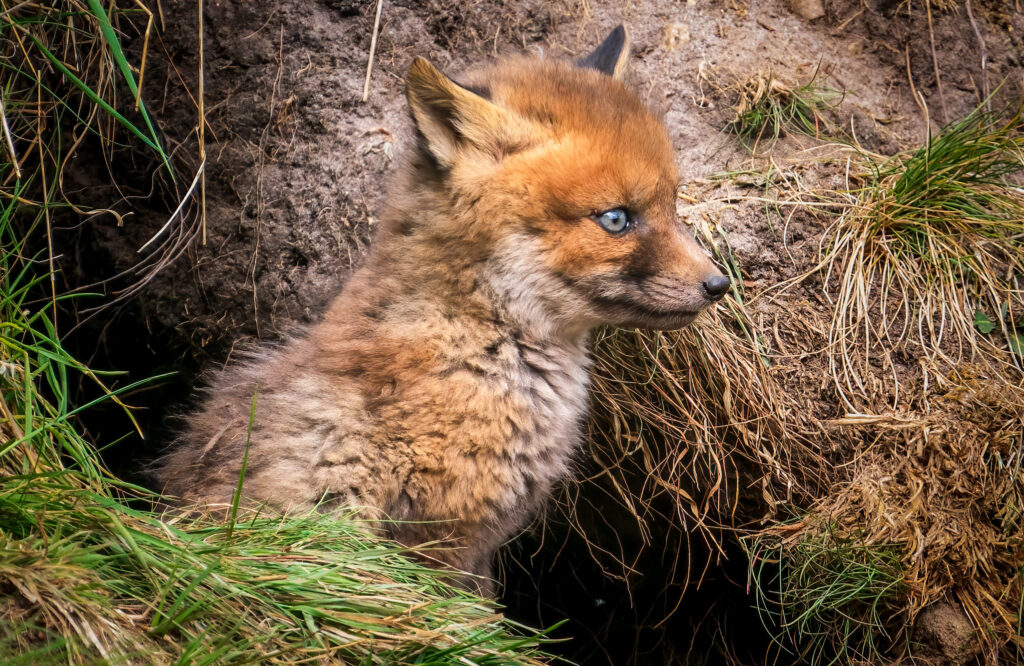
703, 275, 731, 300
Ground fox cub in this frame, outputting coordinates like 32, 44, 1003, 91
158, 26, 728, 593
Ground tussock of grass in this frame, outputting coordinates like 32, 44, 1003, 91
824, 102, 1024, 407
747, 526, 905, 665
701, 65, 841, 151
710, 104, 1024, 660
743, 364, 1024, 663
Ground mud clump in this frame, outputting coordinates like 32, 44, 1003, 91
913, 601, 980, 666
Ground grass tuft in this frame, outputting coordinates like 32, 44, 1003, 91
702, 64, 842, 151
824, 101, 1024, 406
747, 525, 905, 665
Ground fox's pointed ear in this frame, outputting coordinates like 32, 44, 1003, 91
406, 57, 510, 168
577, 25, 630, 80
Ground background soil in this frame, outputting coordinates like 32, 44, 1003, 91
59, 0, 1024, 663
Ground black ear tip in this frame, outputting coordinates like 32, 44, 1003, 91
577, 24, 631, 77
600, 25, 627, 52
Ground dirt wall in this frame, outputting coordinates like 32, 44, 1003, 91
92, 0, 1021, 359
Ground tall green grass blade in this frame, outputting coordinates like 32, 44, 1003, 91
227, 391, 257, 540
83, 0, 173, 178
27, 34, 160, 154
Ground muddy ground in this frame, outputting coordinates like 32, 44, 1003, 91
60, 0, 1024, 663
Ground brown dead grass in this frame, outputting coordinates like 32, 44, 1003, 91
698, 64, 842, 153
795, 365, 1023, 659
570, 211, 831, 600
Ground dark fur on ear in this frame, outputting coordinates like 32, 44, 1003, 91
577, 25, 630, 80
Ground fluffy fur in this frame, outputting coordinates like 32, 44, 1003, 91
157, 27, 727, 594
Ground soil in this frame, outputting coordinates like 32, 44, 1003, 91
57, 0, 1024, 663
913, 600, 981, 665
88, 0, 1024, 358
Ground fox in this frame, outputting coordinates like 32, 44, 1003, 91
157, 25, 729, 594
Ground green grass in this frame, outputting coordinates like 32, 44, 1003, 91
0, 190, 555, 664
824, 100, 1024, 405
747, 526, 906, 665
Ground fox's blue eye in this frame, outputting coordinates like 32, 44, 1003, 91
595, 208, 632, 234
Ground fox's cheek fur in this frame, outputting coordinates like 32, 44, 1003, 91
482, 232, 604, 337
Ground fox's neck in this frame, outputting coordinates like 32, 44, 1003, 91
343, 202, 593, 353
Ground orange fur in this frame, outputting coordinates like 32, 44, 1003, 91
157, 27, 726, 595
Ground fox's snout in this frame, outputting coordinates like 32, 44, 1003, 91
587, 251, 729, 331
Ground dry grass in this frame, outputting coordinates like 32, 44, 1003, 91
573, 211, 828, 596
739, 103, 1023, 661
898, 0, 960, 10
751, 365, 1024, 663
571, 97, 1024, 662
700, 64, 842, 152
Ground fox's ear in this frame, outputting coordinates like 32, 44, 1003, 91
577, 25, 630, 80
406, 57, 510, 168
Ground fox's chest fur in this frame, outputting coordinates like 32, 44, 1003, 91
371, 316, 592, 565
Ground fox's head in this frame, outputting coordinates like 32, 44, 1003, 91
395, 26, 728, 336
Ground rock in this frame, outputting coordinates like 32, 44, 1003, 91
786, 0, 825, 20
662, 22, 690, 50
912, 601, 980, 666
